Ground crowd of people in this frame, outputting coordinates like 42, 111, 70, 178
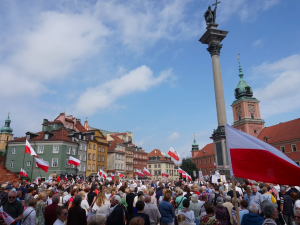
0, 177, 299, 225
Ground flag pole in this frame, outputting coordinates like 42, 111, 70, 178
231, 175, 241, 225
22, 146, 26, 170
30, 142, 36, 182
38, 167, 42, 180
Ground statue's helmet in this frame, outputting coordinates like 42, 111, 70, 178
208, 5, 211, 9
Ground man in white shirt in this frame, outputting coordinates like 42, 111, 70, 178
53, 207, 68, 225
62, 187, 71, 204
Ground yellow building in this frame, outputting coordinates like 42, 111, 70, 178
0, 115, 13, 151
147, 149, 179, 180
86, 129, 108, 177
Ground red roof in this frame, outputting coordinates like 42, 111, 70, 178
111, 136, 124, 144
9, 128, 75, 143
147, 149, 173, 161
192, 143, 214, 159
257, 118, 300, 144
75, 122, 87, 133
43, 121, 63, 125
65, 118, 73, 123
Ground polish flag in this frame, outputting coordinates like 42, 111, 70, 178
102, 171, 107, 179
214, 163, 216, 169
25, 140, 38, 157
0, 206, 15, 225
225, 124, 300, 185
136, 169, 144, 177
64, 175, 68, 181
186, 174, 192, 181
111, 173, 115, 181
182, 172, 187, 178
118, 173, 125, 178
20, 168, 28, 177
162, 171, 169, 178
99, 169, 103, 176
143, 167, 151, 176
167, 147, 179, 161
68, 156, 80, 167
35, 158, 49, 172
35, 177, 41, 183
178, 167, 185, 174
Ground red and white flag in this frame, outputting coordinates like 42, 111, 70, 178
98, 169, 103, 176
162, 171, 169, 178
64, 175, 68, 181
214, 163, 216, 169
225, 124, 300, 185
143, 167, 151, 176
186, 173, 192, 181
34, 177, 41, 183
136, 169, 144, 177
25, 140, 38, 157
20, 168, 28, 177
118, 173, 125, 178
111, 173, 115, 181
68, 156, 80, 166
102, 172, 107, 179
0, 206, 15, 225
182, 172, 187, 178
35, 157, 49, 172
167, 147, 179, 161
178, 167, 185, 174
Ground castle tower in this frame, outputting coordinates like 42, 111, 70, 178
191, 134, 200, 157
0, 114, 14, 150
231, 56, 264, 136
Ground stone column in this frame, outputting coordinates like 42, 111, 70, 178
199, 24, 230, 176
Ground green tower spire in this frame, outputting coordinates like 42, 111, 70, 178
1, 113, 13, 134
192, 133, 199, 151
238, 54, 244, 79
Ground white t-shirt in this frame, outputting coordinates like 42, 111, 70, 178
235, 187, 243, 195
80, 199, 89, 215
178, 209, 195, 223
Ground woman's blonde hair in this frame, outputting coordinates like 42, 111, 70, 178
149, 189, 154, 196
125, 188, 129, 194
38, 192, 46, 200
96, 192, 107, 207
79, 191, 86, 199
178, 214, 186, 222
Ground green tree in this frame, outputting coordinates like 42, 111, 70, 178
180, 157, 198, 181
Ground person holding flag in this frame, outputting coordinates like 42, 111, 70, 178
2, 190, 23, 225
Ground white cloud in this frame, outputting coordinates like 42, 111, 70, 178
166, 132, 182, 141
253, 39, 263, 47
75, 65, 174, 115
253, 54, 300, 118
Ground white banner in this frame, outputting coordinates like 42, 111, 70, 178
212, 175, 218, 184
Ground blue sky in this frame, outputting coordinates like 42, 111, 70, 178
1, 0, 300, 159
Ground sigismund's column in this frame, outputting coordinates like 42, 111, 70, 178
200, 4, 230, 176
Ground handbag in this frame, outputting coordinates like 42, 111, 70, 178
21, 209, 34, 225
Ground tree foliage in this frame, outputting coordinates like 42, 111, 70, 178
180, 157, 198, 180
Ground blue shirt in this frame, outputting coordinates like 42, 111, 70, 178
159, 200, 175, 223
239, 209, 249, 223
249, 192, 264, 213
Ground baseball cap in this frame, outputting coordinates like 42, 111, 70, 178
5, 185, 12, 190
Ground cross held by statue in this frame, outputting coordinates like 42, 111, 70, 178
212, 0, 221, 7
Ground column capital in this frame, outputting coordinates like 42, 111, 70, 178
207, 43, 222, 56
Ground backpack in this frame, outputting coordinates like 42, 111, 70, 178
213, 193, 221, 206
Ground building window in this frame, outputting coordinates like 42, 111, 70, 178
26, 135, 30, 140
93, 154, 96, 160
251, 113, 254, 119
84, 146, 87, 151
98, 155, 100, 161
72, 148, 76, 155
83, 165, 86, 171
53, 146, 59, 154
72, 137, 75, 142
70, 125, 72, 129
88, 153, 91, 160
52, 159, 58, 167
148, 165, 151, 168
210, 167, 212, 173
83, 136, 86, 140
281, 146, 285, 153
12, 147, 16, 154
101, 165, 104, 170
98, 165, 100, 171
238, 115, 241, 120
91, 135, 94, 140
254, 129, 257, 134
115, 164, 117, 169
200, 159, 202, 164
78, 165, 81, 171
89, 144, 91, 149
38, 146, 44, 154
66, 146, 71, 154
295, 161, 300, 166
158, 170, 161, 175
66, 124, 68, 128
88, 164, 91, 170
98, 147, 100, 152
27, 161, 31, 166
158, 164, 161, 168
154, 164, 157, 168
155, 171, 157, 175
65, 159, 70, 168
209, 158, 211, 163
292, 144, 297, 152
10, 160, 15, 168
78, 155, 81, 160
79, 134, 81, 139
102, 156, 105, 162
92, 164, 95, 171
205, 159, 207, 164
83, 155, 86, 161
205, 168, 208, 174
102, 147, 105, 153
93, 145, 95, 150
79, 144, 82, 150
44, 134, 49, 139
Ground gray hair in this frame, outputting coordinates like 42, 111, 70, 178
262, 203, 277, 218
249, 204, 259, 213
52, 194, 60, 203
191, 194, 198, 203
130, 187, 135, 192
8, 190, 17, 196
112, 195, 121, 204
280, 186, 286, 192
225, 195, 231, 202
216, 197, 224, 206
88, 215, 106, 225
73, 195, 82, 205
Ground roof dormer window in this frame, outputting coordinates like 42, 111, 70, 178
66, 124, 68, 128
79, 134, 81, 139
83, 136, 86, 140
72, 137, 75, 142
44, 134, 49, 140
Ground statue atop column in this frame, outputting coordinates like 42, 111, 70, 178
204, 0, 221, 25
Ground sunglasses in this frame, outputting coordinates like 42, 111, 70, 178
63, 213, 68, 216
9, 197, 16, 199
